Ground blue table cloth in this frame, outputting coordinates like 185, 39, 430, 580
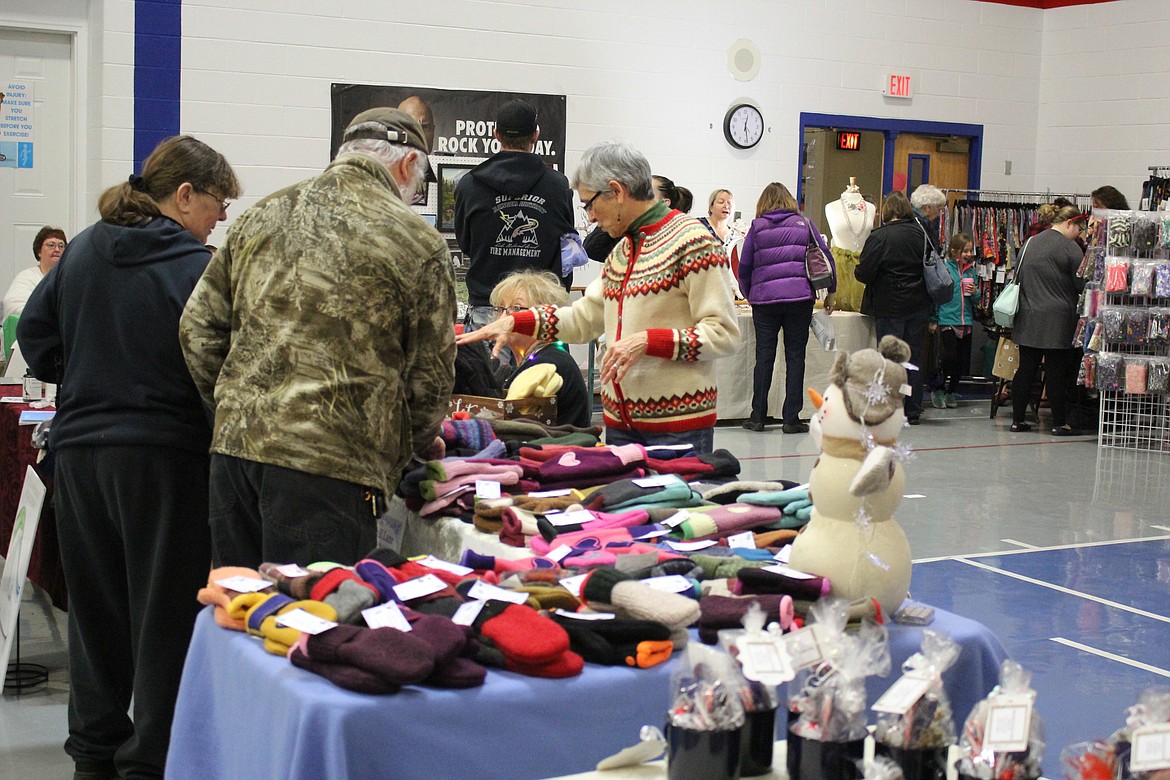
166, 604, 1007, 780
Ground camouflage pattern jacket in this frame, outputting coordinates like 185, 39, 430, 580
180, 153, 456, 495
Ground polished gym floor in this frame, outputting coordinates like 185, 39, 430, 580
3, 391, 1168, 779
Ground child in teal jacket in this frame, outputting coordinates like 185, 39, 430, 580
930, 232, 979, 408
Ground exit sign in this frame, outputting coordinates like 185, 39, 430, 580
837, 132, 860, 151
883, 73, 913, 99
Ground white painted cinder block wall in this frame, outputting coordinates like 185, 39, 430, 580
3, 0, 1168, 243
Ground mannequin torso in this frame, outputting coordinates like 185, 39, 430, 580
824, 189, 876, 254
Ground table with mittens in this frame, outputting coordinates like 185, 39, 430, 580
168, 428, 1006, 780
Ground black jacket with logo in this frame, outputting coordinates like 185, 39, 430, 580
454, 151, 575, 305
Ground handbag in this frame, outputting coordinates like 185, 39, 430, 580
804, 219, 833, 291
992, 336, 1020, 381
918, 222, 954, 307
991, 238, 1032, 328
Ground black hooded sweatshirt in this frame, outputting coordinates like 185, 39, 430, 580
18, 217, 213, 454
453, 150, 576, 305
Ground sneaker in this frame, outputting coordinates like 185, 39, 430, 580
944, 393, 958, 408
930, 390, 945, 409
1010, 422, 1032, 432
741, 420, 765, 432
906, 416, 921, 425
781, 422, 809, 434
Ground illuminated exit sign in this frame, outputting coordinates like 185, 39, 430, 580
883, 73, 913, 99
837, 132, 861, 151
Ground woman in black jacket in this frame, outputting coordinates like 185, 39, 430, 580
855, 191, 933, 423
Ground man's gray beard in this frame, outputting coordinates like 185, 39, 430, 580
399, 175, 423, 203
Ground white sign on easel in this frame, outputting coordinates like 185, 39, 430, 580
0, 466, 46, 675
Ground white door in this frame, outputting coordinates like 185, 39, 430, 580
0, 27, 73, 299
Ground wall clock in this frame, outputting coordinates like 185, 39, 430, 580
723, 103, 764, 149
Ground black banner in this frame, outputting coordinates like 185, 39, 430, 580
330, 84, 567, 172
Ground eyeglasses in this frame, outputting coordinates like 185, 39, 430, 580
199, 191, 230, 213
582, 189, 607, 215
492, 305, 529, 317
42, 240, 66, 250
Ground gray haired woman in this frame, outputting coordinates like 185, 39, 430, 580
457, 140, 740, 454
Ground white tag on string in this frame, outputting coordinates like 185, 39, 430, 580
1130, 724, 1170, 772
736, 635, 794, 685
727, 531, 756, 549
465, 580, 529, 604
214, 575, 271, 593
416, 556, 473, 576
475, 480, 502, 499
872, 673, 933, 715
274, 609, 336, 635
984, 692, 1036, 753
391, 574, 447, 602
451, 600, 486, 627
362, 601, 412, 631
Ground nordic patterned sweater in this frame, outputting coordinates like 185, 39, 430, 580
510, 201, 740, 432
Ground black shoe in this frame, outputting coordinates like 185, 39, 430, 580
781, 422, 809, 434
1010, 422, 1031, 432
73, 760, 118, 780
906, 416, 921, 426
741, 420, 765, 432
1051, 425, 1078, 436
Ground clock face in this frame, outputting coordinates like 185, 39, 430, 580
724, 104, 764, 149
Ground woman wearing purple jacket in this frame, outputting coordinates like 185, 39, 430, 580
738, 182, 836, 433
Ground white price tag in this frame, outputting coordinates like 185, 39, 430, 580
666, 539, 716, 551
903, 493, 926, 499
546, 544, 573, 562
983, 693, 1036, 753
662, 511, 689, 528
362, 601, 412, 631
274, 608, 337, 635
633, 474, 679, 488
553, 608, 615, 620
465, 580, 529, 604
391, 573, 447, 602
528, 489, 572, 498
559, 573, 588, 598
632, 526, 670, 540
416, 556, 473, 576
762, 563, 816, 580
783, 624, 827, 671
736, 636, 795, 685
872, 673, 933, 715
214, 575, 272, 593
475, 480, 502, 499
773, 545, 792, 563
1131, 724, 1170, 772
451, 600, 486, 627
645, 444, 692, 451
548, 509, 594, 527
727, 531, 756, 549
274, 564, 311, 578
641, 575, 693, 594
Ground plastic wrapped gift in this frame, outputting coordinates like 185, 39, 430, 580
955, 660, 1045, 780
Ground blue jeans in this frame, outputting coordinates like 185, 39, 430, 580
874, 308, 932, 419
604, 425, 715, 456
465, 305, 514, 367
750, 300, 814, 424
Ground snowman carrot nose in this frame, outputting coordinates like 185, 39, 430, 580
807, 388, 824, 409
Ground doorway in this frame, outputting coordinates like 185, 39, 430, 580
1, 27, 74, 298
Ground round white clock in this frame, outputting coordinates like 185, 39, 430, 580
723, 103, 764, 149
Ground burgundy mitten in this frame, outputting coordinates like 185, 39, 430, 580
732, 567, 831, 601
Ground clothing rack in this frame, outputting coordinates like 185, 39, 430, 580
1142, 167, 1170, 210
1148, 166, 1170, 174
941, 187, 1088, 203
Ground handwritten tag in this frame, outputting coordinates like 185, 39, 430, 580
632, 527, 669, 540
274, 608, 337, 635
465, 580, 528, 605
872, 674, 933, 715
783, 624, 828, 670
475, 480, 502, 499
773, 545, 792, 563
727, 531, 756, 549
546, 544, 573, 562
662, 511, 689, 528
392, 573, 447, 602
416, 556, 473, 576
984, 693, 1036, 753
362, 601, 412, 631
1131, 724, 1170, 772
452, 600, 486, 627
548, 509, 594, 527
559, 573, 588, 598
214, 575, 272, 593
641, 575, 693, 594
528, 489, 572, 498
553, 608, 615, 620
762, 563, 815, 580
633, 474, 679, 488
736, 636, 794, 685
274, 564, 311, 578
666, 539, 716, 551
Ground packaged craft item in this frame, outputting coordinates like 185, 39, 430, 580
1156, 263, 1170, 298
1146, 358, 1170, 394
666, 642, 746, 780
1100, 307, 1126, 342
1060, 740, 1116, 780
1106, 211, 1134, 251
717, 601, 785, 777
1131, 261, 1156, 297
1105, 687, 1170, 780
955, 659, 1045, 780
1104, 257, 1130, 293
1148, 308, 1170, 344
873, 630, 960, 780
1125, 359, 1148, 395
1125, 309, 1150, 345
788, 598, 891, 780
1078, 354, 1097, 390
1133, 215, 1160, 252
1096, 353, 1124, 392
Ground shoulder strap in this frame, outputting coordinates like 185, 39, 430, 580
1013, 237, 1033, 280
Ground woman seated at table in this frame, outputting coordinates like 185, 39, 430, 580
457, 140, 740, 454
491, 270, 592, 428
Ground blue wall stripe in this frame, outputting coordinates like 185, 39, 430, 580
133, 0, 182, 171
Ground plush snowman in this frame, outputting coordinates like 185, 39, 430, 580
789, 336, 914, 616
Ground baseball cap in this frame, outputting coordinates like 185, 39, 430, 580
343, 107, 437, 182
496, 99, 538, 137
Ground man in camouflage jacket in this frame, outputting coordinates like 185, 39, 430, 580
180, 108, 455, 567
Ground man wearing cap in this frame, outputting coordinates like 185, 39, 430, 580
454, 99, 576, 358
179, 107, 456, 567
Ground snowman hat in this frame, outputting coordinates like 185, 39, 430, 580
829, 335, 912, 426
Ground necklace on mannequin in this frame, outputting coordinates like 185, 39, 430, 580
839, 199, 868, 238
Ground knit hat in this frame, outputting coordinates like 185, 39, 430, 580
831, 335, 912, 426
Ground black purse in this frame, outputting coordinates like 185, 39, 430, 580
918, 222, 954, 306
804, 218, 833, 291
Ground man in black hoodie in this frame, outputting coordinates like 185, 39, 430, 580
454, 99, 575, 363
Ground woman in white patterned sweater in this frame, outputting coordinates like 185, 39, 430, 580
457, 141, 740, 454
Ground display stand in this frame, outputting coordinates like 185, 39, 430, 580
4, 619, 47, 691
1078, 208, 1170, 451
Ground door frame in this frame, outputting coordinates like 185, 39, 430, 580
798, 112, 983, 204
0, 19, 88, 234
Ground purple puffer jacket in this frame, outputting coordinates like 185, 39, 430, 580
738, 209, 835, 304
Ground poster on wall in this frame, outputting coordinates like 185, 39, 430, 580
0, 83, 35, 168
330, 83, 567, 174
